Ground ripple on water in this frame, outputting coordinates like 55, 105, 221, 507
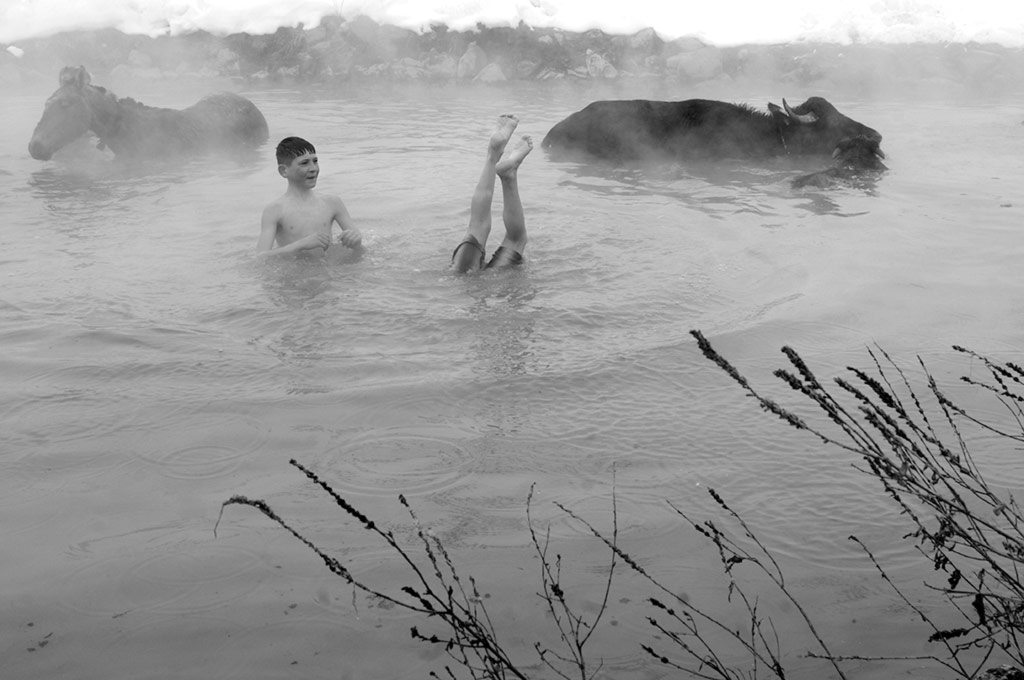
0, 461, 77, 537
5, 385, 140, 454
60, 537, 266, 618
528, 474, 700, 542
187, 611, 436, 680
315, 425, 477, 498
132, 410, 270, 480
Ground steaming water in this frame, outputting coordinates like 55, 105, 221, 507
4, 76, 1024, 679
5, 0, 1024, 46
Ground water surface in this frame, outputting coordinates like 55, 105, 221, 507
3, 76, 1024, 679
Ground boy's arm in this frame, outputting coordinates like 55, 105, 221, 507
255, 204, 281, 254
331, 195, 363, 249
256, 203, 329, 257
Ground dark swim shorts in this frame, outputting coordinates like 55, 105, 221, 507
451, 234, 523, 271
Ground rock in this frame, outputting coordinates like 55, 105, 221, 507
215, 48, 239, 67
426, 53, 457, 79
627, 27, 661, 52
9, 21, 1024, 89
734, 45, 779, 81
610, 28, 663, 75
344, 18, 418, 64
666, 36, 707, 54
535, 67, 564, 80
304, 25, 328, 44
514, 60, 540, 79
342, 15, 381, 45
585, 49, 618, 78
309, 36, 357, 78
392, 57, 426, 79
457, 42, 487, 79
667, 46, 722, 80
474, 62, 506, 82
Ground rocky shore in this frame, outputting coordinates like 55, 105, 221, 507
4, 15, 1024, 94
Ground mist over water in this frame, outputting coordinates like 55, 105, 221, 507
4, 0, 1024, 679
3, 0, 1024, 46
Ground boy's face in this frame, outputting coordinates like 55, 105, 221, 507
279, 151, 319, 188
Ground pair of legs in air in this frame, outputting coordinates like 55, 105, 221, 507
451, 114, 533, 273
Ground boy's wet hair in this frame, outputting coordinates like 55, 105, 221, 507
276, 137, 316, 166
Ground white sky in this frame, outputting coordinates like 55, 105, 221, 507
2, 0, 1022, 46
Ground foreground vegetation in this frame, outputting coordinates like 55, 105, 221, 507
218, 330, 1024, 679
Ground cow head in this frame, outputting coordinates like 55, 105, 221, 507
769, 97, 882, 156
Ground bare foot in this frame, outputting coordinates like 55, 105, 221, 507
489, 114, 519, 155
496, 136, 533, 177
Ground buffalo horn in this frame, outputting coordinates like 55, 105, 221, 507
783, 99, 818, 124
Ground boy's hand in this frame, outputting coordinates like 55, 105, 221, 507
337, 227, 363, 249
297, 233, 331, 251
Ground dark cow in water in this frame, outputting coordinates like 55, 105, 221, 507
542, 97, 882, 162
792, 134, 888, 188
28, 66, 269, 161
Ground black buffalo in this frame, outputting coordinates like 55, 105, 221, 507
791, 134, 888, 188
542, 97, 881, 161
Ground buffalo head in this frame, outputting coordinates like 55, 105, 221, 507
29, 66, 96, 161
768, 97, 882, 156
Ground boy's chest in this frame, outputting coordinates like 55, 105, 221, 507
280, 203, 332, 234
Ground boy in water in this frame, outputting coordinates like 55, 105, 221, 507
257, 137, 363, 258
451, 114, 533, 273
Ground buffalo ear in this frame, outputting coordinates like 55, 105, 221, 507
58, 65, 91, 89
767, 102, 791, 126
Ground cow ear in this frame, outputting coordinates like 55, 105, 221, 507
832, 146, 841, 158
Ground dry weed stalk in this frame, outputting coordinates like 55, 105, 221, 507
216, 459, 527, 679
526, 483, 616, 680
691, 329, 1024, 678
216, 460, 613, 680
216, 333, 1024, 680
562, 483, 845, 679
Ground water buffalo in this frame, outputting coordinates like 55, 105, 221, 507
791, 135, 888, 188
542, 97, 882, 162
29, 65, 269, 161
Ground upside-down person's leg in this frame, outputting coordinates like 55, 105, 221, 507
488, 135, 533, 269
451, 114, 519, 273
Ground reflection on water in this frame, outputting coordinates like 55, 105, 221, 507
463, 275, 538, 378
555, 149, 891, 219
3, 81, 1024, 679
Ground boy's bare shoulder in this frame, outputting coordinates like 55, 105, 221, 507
322, 192, 349, 214
261, 194, 287, 218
